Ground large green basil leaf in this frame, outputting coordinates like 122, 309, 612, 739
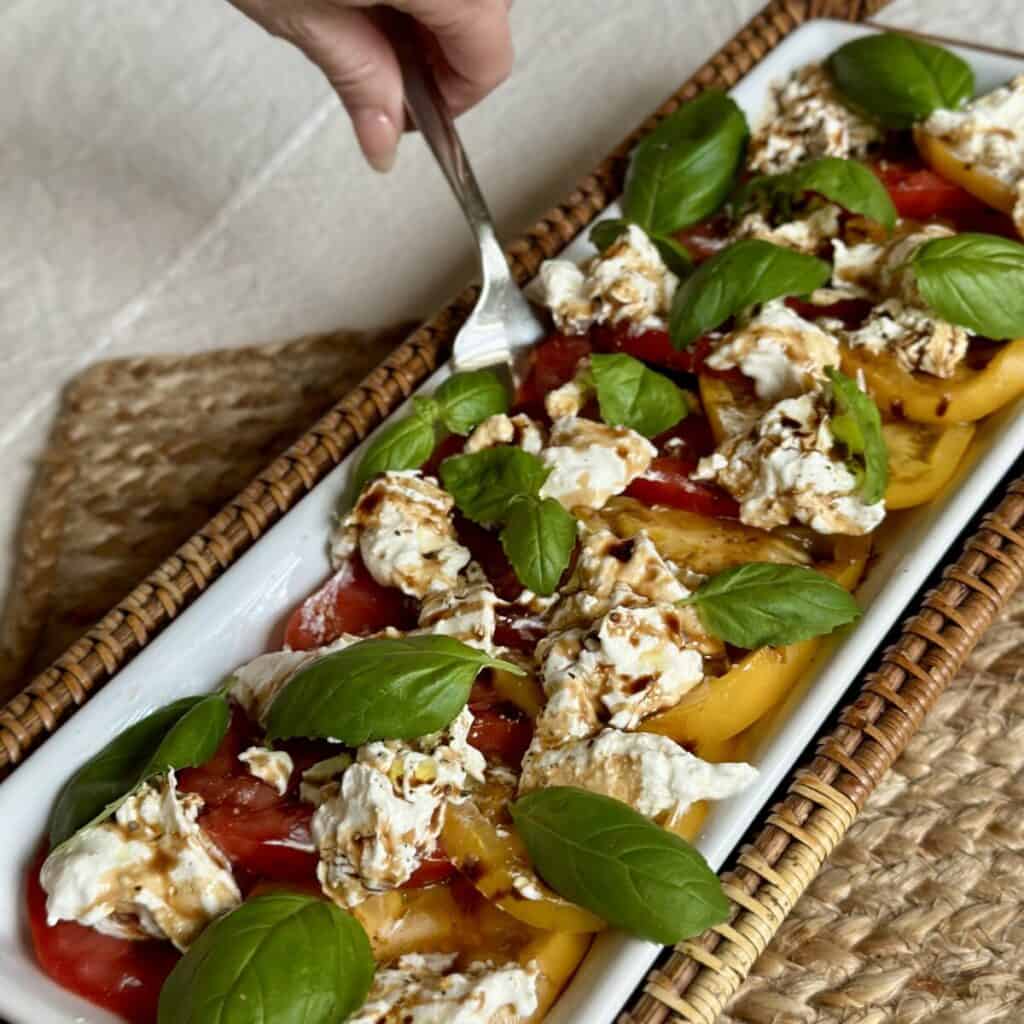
669, 239, 830, 346
48, 694, 229, 849
589, 218, 630, 252
265, 635, 522, 744
434, 370, 509, 436
510, 787, 728, 944
912, 232, 1024, 339
826, 366, 888, 504
590, 353, 688, 437
350, 407, 438, 497
158, 891, 374, 1024
682, 562, 862, 649
827, 32, 974, 128
440, 446, 550, 524
624, 91, 749, 234
500, 496, 577, 597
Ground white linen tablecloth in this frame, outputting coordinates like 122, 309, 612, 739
1, 0, 1020, 614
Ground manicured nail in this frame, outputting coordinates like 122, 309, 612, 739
352, 108, 398, 173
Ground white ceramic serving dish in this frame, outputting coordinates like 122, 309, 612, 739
1, 18, 1022, 1024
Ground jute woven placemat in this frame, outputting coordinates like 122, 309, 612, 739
2, 333, 1021, 1022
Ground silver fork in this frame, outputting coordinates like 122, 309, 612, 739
391, 20, 545, 377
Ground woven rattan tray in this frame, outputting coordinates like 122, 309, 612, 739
2, 2, 1024, 1022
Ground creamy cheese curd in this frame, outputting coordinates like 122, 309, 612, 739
694, 389, 885, 534
748, 64, 880, 174
730, 204, 842, 255
417, 571, 501, 653
238, 746, 294, 796
313, 708, 485, 909
534, 596, 705, 744
464, 413, 546, 456
519, 730, 757, 822
539, 417, 655, 511
844, 298, 970, 378
41, 771, 240, 951
922, 76, 1024, 232
706, 300, 841, 401
544, 361, 592, 420
531, 224, 679, 335
332, 471, 471, 600
350, 953, 539, 1024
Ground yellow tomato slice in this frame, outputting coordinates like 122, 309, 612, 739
699, 374, 766, 445
840, 339, 1024, 424
883, 419, 975, 509
491, 667, 546, 718
522, 930, 593, 1022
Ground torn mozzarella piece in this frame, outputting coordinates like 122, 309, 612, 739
40, 772, 240, 951
544, 362, 593, 420
729, 204, 841, 255
239, 746, 294, 796
694, 389, 885, 535
464, 413, 546, 456
519, 730, 756, 822
350, 953, 539, 1024
535, 596, 705, 743
331, 471, 470, 600
417, 573, 501, 653
748, 64, 880, 174
844, 298, 970, 379
706, 300, 841, 401
312, 709, 484, 909
530, 223, 679, 335
539, 417, 655, 511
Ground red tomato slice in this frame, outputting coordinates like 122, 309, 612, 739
515, 333, 592, 412
872, 159, 995, 221
422, 432, 466, 478
785, 295, 873, 330
402, 847, 459, 889
590, 323, 713, 374
454, 515, 523, 601
284, 553, 416, 651
468, 702, 535, 768
626, 456, 740, 519
651, 414, 719, 463
27, 846, 180, 1024
675, 216, 732, 262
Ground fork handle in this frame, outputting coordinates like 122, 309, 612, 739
388, 13, 509, 281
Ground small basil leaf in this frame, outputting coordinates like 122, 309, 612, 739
500, 496, 577, 597
265, 635, 522, 744
351, 411, 438, 497
143, 694, 231, 778
590, 353, 688, 437
624, 90, 749, 234
434, 370, 510, 436
158, 891, 374, 1024
757, 157, 895, 230
440, 447, 550, 524
912, 232, 1024, 339
826, 366, 888, 504
651, 235, 694, 277
682, 562, 862, 649
827, 32, 974, 129
590, 218, 630, 253
669, 239, 831, 346
510, 787, 728, 944
48, 696, 209, 849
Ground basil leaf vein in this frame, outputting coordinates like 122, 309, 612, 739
265, 635, 522, 744
511, 787, 728, 944
590, 353, 688, 437
440, 446, 550, 525
158, 891, 374, 1024
826, 366, 888, 504
682, 562, 862, 648
500, 496, 576, 597
669, 239, 830, 346
434, 370, 509, 435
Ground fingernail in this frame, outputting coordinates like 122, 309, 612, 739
352, 108, 398, 173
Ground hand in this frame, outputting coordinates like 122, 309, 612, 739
229, 1, 514, 172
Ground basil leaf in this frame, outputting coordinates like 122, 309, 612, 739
651, 235, 694, 278
826, 366, 888, 504
500, 496, 576, 597
510, 787, 728, 944
158, 891, 374, 1024
624, 90, 749, 234
912, 232, 1024, 339
351, 409, 438, 497
590, 353, 688, 437
441, 447, 550, 524
48, 696, 225, 849
265, 635, 522, 744
590, 218, 630, 252
669, 240, 831, 346
828, 32, 974, 129
143, 694, 231, 778
434, 370, 509, 436
682, 562, 861, 649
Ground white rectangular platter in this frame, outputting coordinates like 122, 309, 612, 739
1, 18, 1022, 1024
